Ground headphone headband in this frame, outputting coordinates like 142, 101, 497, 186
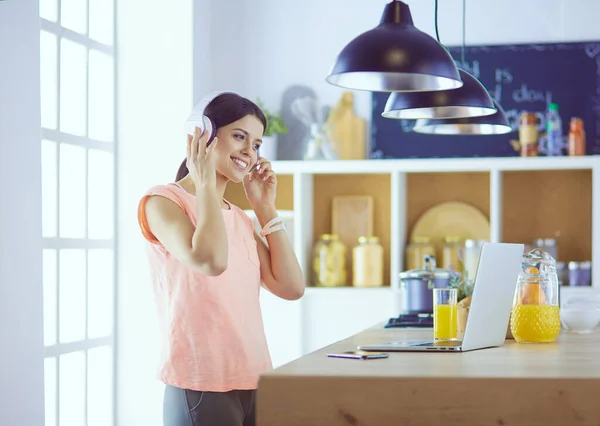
184, 90, 238, 135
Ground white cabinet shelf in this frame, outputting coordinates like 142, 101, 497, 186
258, 156, 600, 367
273, 155, 600, 290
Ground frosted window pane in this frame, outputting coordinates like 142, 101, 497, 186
59, 249, 86, 343
40, 31, 58, 129
59, 144, 86, 238
43, 249, 58, 347
60, 39, 87, 136
87, 249, 114, 338
87, 149, 114, 238
61, 0, 87, 34
87, 346, 113, 426
44, 357, 57, 426
41, 139, 58, 237
88, 50, 114, 142
89, 0, 114, 45
40, 0, 58, 21
59, 352, 86, 426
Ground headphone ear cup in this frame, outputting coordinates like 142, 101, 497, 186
203, 116, 218, 147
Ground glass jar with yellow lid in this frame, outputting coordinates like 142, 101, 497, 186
312, 234, 347, 287
442, 236, 462, 273
352, 236, 383, 287
405, 236, 435, 270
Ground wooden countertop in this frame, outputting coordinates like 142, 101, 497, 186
257, 324, 600, 426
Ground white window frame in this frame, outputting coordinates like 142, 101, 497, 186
40, 0, 118, 424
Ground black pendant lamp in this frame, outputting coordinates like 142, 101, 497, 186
325, 0, 462, 92
382, 69, 496, 119
381, 0, 495, 119
412, 99, 512, 135
410, 0, 512, 135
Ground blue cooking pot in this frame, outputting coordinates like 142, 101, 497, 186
398, 255, 451, 314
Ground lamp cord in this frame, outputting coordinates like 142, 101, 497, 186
434, 0, 467, 64
461, 0, 466, 65
434, 0, 440, 43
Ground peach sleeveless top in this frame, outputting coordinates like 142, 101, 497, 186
137, 183, 272, 392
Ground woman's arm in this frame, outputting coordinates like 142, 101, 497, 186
144, 184, 228, 276
253, 206, 305, 300
242, 156, 304, 300
144, 127, 228, 276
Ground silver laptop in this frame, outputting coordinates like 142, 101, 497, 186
358, 242, 524, 352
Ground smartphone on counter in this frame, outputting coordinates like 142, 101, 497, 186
327, 351, 389, 360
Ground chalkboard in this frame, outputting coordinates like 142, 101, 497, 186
370, 41, 600, 159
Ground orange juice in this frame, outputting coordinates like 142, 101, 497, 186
510, 304, 561, 343
434, 304, 458, 340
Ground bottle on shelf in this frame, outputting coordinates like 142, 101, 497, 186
567, 117, 586, 156
312, 234, 347, 287
352, 236, 384, 287
543, 102, 563, 156
405, 236, 435, 271
463, 239, 486, 281
511, 111, 539, 157
442, 236, 462, 273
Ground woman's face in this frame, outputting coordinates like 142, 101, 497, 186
213, 114, 264, 183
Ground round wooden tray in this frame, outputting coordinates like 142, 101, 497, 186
410, 201, 490, 251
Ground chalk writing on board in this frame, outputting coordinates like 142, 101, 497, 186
371, 41, 600, 157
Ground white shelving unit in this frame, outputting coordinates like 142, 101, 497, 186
258, 155, 600, 367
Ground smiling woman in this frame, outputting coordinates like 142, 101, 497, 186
136, 92, 305, 426
175, 93, 266, 181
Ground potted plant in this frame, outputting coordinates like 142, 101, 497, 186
448, 251, 474, 338
256, 98, 287, 160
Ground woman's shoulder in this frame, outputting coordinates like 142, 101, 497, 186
142, 182, 182, 196
139, 182, 194, 216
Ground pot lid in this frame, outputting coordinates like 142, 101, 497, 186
399, 254, 451, 280
399, 268, 451, 280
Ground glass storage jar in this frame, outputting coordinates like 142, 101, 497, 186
352, 236, 384, 287
312, 234, 347, 287
405, 236, 435, 270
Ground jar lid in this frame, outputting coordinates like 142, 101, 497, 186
358, 236, 379, 244
570, 117, 584, 130
399, 268, 451, 280
443, 236, 461, 243
465, 239, 486, 248
412, 236, 431, 243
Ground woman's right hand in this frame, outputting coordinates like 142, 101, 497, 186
186, 126, 219, 188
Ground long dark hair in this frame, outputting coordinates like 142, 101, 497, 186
175, 93, 267, 181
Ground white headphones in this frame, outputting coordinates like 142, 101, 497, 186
184, 90, 239, 146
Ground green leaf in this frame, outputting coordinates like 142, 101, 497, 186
256, 98, 288, 137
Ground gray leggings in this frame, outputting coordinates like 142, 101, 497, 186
163, 384, 256, 426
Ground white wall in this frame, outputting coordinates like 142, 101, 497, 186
0, 0, 46, 425
116, 0, 193, 424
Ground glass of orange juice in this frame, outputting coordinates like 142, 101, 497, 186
433, 288, 458, 341
510, 248, 561, 343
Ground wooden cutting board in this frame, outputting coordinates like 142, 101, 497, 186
331, 195, 374, 283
